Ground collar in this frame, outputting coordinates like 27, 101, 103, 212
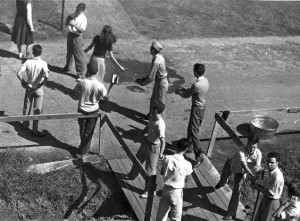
87, 76, 97, 80
196, 76, 205, 81
269, 166, 280, 176
173, 154, 185, 160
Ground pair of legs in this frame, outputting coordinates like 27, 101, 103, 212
17, 44, 32, 59
156, 185, 183, 221
187, 105, 205, 162
65, 33, 85, 77
255, 197, 279, 221
89, 55, 105, 82
22, 88, 43, 133
216, 159, 243, 218
77, 110, 99, 155
126, 139, 160, 194
147, 77, 168, 118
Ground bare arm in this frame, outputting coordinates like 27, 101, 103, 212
108, 51, 125, 71
26, 3, 34, 32
84, 41, 95, 53
241, 161, 256, 180
176, 86, 194, 98
159, 137, 166, 158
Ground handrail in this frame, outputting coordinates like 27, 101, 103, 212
0, 112, 101, 123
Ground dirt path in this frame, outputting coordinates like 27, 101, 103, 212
1, 35, 299, 158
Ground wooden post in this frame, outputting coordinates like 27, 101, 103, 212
98, 114, 102, 156
144, 175, 157, 221
61, 0, 65, 31
214, 113, 244, 147
206, 111, 230, 157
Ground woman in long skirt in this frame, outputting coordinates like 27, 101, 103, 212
84, 25, 125, 82
11, 0, 34, 60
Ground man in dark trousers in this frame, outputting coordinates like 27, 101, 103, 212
74, 63, 109, 156
175, 63, 209, 167
63, 3, 87, 78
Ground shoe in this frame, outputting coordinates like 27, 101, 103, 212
122, 174, 137, 180
215, 183, 222, 190
32, 131, 46, 138
223, 215, 235, 220
61, 66, 72, 73
194, 153, 205, 168
142, 113, 150, 121
140, 191, 156, 199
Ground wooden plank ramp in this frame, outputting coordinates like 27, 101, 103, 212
108, 156, 246, 221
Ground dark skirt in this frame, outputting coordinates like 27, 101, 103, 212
11, 15, 34, 46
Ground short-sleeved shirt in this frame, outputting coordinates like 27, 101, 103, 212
67, 12, 87, 35
280, 200, 300, 221
147, 117, 165, 144
161, 154, 193, 189
75, 76, 107, 113
19, 57, 49, 89
262, 167, 284, 200
191, 76, 209, 108
230, 145, 262, 174
148, 54, 168, 81
92, 35, 113, 58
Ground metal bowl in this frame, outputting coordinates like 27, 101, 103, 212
250, 115, 279, 140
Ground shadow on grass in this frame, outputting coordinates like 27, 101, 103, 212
105, 58, 184, 94
48, 64, 77, 79
45, 80, 77, 100
0, 22, 11, 35
1, 117, 79, 158
100, 100, 147, 126
0, 48, 19, 59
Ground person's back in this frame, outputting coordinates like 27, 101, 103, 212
192, 77, 209, 107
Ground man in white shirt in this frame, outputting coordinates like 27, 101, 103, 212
156, 138, 193, 221
63, 3, 87, 79
215, 136, 262, 220
17, 44, 49, 137
74, 62, 109, 156
253, 151, 284, 221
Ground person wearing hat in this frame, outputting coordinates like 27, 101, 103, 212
123, 100, 166, 199
215, 136, 262, 220
136, 41, 168, 119
175, 63, 209, 168
74, 62, 109, 156
62, 3, 87, 79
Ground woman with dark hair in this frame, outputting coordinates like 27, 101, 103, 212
11, 0, 34, 60
84, 25, 125, 82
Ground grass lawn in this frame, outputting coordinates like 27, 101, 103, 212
119, 0, 300, 39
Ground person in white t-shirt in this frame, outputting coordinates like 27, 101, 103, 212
62, 3, 87, 78
74, 62, 109, 156
215, 136, 262, 220
156, 138, 193, 221
16, 44, 49, 137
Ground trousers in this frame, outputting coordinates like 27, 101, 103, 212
66, 33, 85, 76
156, 185, 183, 221
255, 197, 280, 221
149, 77, 168, 115
218, 158, 244, 217
77, 110, 99, 155
23, 87, 43, 132
187, 105, 205, 160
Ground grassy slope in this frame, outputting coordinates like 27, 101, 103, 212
120, 0, 300, 39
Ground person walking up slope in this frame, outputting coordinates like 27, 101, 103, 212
156, 138, 193, 221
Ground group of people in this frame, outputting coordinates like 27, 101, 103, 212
10, 1, 299, 221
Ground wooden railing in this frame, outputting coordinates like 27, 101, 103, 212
206, 107, 300, 157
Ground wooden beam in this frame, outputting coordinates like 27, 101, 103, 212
215, 113, 244, 147
0, 112, 101, 122
104, 114, 148, 178
28, 155, 102, 174
206, 111, 230, 157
